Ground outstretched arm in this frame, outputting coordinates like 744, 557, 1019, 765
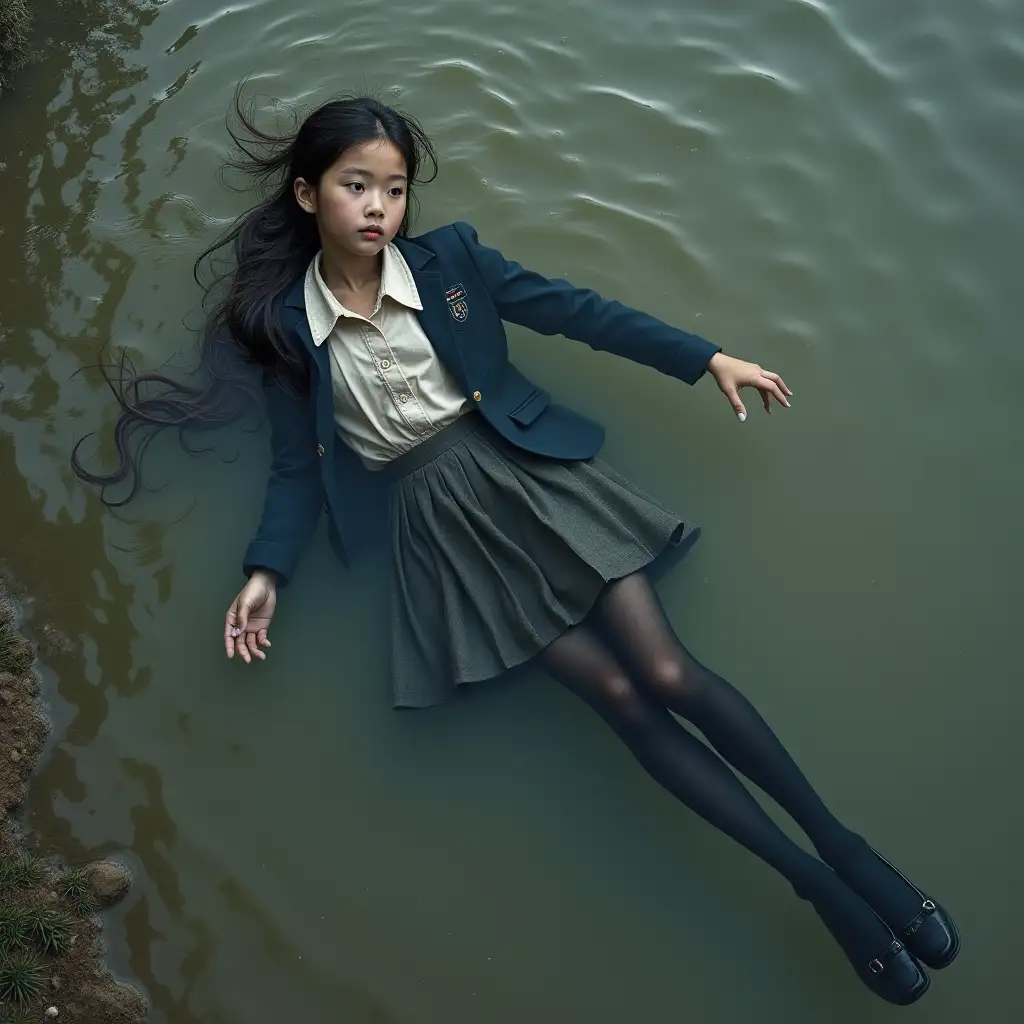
454, 221, 792, 419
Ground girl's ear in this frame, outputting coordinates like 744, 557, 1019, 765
293, 177, 316, 214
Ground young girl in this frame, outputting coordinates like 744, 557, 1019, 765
79, 92, 957, 1005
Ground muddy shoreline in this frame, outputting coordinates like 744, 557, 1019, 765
2, 0, 164, 1016
1, 2, 153, 96
0, 1, 31, 91
1, 581, 148, 1023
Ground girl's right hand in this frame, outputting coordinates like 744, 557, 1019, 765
224, 570, 278, 663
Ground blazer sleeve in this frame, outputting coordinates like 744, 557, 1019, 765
452, 221, 721, 385
242, 373, 325, 585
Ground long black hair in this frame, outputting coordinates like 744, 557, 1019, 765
72, 84, 438, 505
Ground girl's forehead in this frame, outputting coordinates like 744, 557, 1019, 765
332, 138, 406, 173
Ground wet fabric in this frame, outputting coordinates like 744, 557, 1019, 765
383, 412, 696, 707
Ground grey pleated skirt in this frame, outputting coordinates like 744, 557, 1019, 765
382, 412, 698, 708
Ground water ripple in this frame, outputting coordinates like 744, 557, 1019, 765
3, 0, 1024, 1021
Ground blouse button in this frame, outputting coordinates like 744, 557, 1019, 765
399, 393, 410, 404
380, 359, 391, 369
472, 390, 482, 402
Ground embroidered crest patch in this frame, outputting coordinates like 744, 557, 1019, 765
445, 283, 469, 322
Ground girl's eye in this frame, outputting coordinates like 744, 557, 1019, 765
388, 188, 404, 198
346, 182, 364, 193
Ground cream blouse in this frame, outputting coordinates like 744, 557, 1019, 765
303, 244, 470, 468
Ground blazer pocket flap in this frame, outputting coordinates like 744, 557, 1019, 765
508, 388, 550, 427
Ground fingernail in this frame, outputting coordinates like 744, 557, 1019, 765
737, 411, 747, 423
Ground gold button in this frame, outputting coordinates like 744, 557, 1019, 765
316, 444, 325, 457
472, 390, 482, 402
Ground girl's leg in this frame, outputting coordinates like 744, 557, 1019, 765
591, 572, 925, 931
539, 624, 908, 972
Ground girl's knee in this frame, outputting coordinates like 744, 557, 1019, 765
597, 671, 648, 720
601, 671, 637, 703
647, 655, 704, 703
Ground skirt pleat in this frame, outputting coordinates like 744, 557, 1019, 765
384, 413, 698, 708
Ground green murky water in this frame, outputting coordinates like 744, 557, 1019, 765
1, 0, 1021, 1019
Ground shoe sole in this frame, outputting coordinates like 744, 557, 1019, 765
925, 904, 960, 969
894, 968, 931, 1006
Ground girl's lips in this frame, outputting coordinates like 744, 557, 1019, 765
360, 229, 382, 239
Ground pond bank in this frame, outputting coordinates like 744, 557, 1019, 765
0, 1, 31, 91
1, 1, 150, 94
1, 582, 147, 1023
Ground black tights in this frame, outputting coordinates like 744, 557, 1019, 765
540, 572, 922, 961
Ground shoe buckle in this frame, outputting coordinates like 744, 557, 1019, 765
869, 939, 903, 974
905, 900, 937, 936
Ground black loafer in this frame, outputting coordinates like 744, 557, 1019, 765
854, 936, 930, 1006
870, 848, 960, 969
813, 895, 931, 1006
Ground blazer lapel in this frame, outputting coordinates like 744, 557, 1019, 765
282, 275, 334, 437
283, 274, 323, 359
395, 236, 470, 387
408, 266, 469, 387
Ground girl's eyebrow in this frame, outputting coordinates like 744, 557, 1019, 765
339, 166, 408, 181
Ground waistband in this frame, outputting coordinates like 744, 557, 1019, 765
379, 411, 486, 482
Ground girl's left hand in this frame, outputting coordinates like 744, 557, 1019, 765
707, 352, 793, 421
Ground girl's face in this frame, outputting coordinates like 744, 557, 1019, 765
294, 138, 408, 257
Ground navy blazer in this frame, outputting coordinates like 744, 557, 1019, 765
243, 221, 720, 583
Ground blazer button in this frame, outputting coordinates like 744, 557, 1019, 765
316, 444, 325, 457
472, 390, 482, 402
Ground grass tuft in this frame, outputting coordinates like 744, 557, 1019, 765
0, 949, 43, 1003
0, 0, 33, 92
0, 621, 33, 675
0, 855, 48, 891
0, 1010, 33, 1024
59, 867, 97, 916
0, 904, 31, 953
24, 903, 73, 955
0, 622, 17, 663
